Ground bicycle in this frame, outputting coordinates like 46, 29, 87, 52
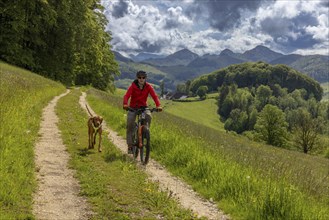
126, 107, 160, 165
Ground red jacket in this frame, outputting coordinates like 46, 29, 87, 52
123, 80, 161, 108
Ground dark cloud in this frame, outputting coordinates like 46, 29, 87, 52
260, 17, 291, 38
140, 40, 163, 53
112, 0, 129, 19
260, 12, 319, 50
319, 1, 329, 8
186, 0, 265, 31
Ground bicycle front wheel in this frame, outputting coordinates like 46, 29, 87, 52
140, 127, 150, 165
132, 123, 139, 159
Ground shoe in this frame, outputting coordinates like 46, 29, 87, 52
127, 146, 133, 154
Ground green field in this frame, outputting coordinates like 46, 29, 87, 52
88, 88, 329, 219
163, 98, 225, 132
1, 62, 329, 219
0, 62, 66, 219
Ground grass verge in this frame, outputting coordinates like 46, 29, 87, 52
0, 62, 65, 219
87, 88, 329, 220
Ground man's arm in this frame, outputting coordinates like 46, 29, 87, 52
123, 85, 133, 106
149, 86, 161, 107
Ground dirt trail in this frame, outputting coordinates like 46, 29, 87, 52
33, 90, 93, 220
80, 92, 229, 220
32, 89, 228, 220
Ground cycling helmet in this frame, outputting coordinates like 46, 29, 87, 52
136, 70, 147, 78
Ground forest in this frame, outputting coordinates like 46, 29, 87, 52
188, 62, 328, 154
0, 0, 119, 91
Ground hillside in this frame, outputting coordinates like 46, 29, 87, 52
142, 49, 198, 66
189, 61, 323, 101
113, 59, 176, 91
2, 62, 329, 219
89, 88, 329, 219
0, 62, 216, 219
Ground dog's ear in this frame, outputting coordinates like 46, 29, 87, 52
99, 117, 103, 124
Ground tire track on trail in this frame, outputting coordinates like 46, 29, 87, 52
80, 92, 229, 220
33, 90, 93, 220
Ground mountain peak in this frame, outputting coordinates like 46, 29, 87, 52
220, 49, 235, 56
165, 48, 199, 62
170, 48, 198, 58
242, 45, 283, 62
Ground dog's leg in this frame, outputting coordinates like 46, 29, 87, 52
88, 124, 92, 149
98, 129, 102, 152
93, 132, 97, 149
88, 123, 94, 149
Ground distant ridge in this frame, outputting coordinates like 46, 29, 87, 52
113, 45, 328, 92
130, 52, 166, 62
113, 51, 134, 63
142, 49, 199, 66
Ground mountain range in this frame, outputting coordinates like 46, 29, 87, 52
113, 45, 328, 91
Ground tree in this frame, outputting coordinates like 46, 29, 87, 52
255, 85, 273, 111
196, 86, 208, 100
176, 84, 186, 93
255, 104, 288, 147
160, 81, 165, 97
224, 109, 248, 133
185, 80, 192, 94
292, 109, 322, 154
0, 0, 119, 90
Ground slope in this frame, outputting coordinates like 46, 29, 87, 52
88, 88, 329, 219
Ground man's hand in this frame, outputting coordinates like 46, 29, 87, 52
156, 106, 163, 112
123, 104, 129, 110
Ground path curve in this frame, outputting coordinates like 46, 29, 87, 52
33, 90, 93, 220
80, 92, 229, 220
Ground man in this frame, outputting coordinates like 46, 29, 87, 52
123, 71, 162, 153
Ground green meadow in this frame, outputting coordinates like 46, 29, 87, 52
88, 88, 329, 219
0, 63, 197, 219
1, 62, 329, 219
0, 62, 66, 219
55, 88, 196, 219
162, 95, 224, 132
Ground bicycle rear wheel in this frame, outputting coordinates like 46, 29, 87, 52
140, 127, 150, 165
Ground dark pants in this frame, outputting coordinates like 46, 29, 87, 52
126, 109, 152, 146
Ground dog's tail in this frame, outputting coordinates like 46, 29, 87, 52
86, 104, 93, 117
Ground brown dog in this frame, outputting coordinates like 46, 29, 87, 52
86, 104, 103, 152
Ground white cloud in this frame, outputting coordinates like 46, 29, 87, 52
103, 0, 329, 56
306, 14, 329, 41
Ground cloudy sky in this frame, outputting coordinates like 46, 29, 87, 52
101, 0, 329, 57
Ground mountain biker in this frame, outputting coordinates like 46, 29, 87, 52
123, 70, 162, 154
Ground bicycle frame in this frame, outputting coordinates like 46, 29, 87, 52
127, 107, 158, 165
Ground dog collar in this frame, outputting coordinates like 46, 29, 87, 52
93, 123, 102, 131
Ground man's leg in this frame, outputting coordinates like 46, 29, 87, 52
126, 111, 136, 153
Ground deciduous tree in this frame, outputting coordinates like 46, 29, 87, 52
293, 109, 322, 154
196, 86, 208, 100
255, 104, 288, 147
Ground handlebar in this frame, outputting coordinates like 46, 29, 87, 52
126, 107, 161, 113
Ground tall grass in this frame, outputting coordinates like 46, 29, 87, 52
87, 88, 329, 219
0, 62, 65, 219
